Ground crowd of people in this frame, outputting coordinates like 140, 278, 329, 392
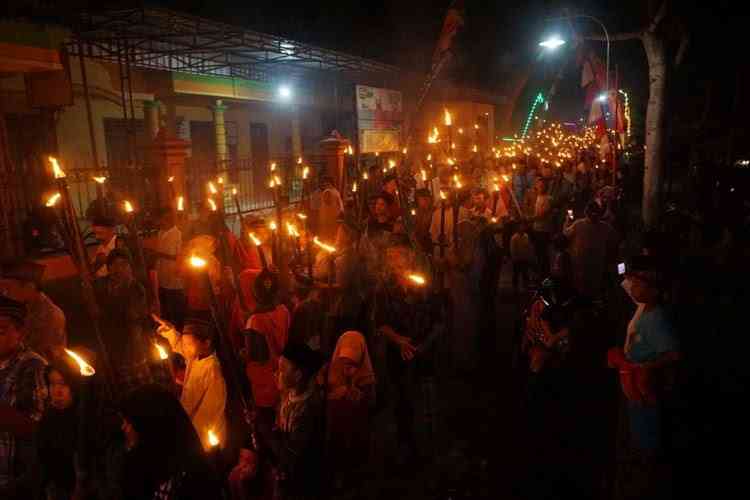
2, 128, 746, 499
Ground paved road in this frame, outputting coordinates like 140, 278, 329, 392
339, 261, 624, 500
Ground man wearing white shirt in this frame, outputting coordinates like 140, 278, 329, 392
154, 209, 185, 330
91, 217, 118, 278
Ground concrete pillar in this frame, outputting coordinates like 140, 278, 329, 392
213, 99, 228, 167
152, 129, 190, 210
319, 132, 347, 193
291, 107, 302, 158
163, 100, 178, 138
143, 100, 161, 140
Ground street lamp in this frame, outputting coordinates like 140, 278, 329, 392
278, 85, 292, 101
539, 36, 566, 50
539, 15, 610, 96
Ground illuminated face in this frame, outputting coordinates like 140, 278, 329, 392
108, 257, 133, 286
374, 198, 388, 217
48, 369, 74, 410
627, 274, 658, 304
416, 196, 431, 210
278, 356, 301, 391
0, 316, 22, 360
472, 193, 487, 210
181, 333, 204, 361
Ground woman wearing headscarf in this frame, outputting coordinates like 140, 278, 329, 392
110, 384, 220, 500
325, 331, 375, 492
244, 270, 290, 456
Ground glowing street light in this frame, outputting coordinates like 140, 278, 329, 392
539, 36, 566, 50
278, 85, 292, 100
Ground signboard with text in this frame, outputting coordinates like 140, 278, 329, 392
356, 85, 402, 153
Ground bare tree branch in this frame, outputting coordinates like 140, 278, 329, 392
584, 32, 642, 42
675, 33, 689, 66
647, 0, 669, 33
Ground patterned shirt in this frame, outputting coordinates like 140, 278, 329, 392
24, 292, 66, 359
0, 345, 47, 488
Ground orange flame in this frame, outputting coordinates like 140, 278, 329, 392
313, 236, 336, 253
65, 349, 95, 377
408, 273, 426, 286
189, 255, 207, 268
248, 232, 262, 246
155, 343, 169, 360
45, 193, 61, 207
49, 157, 66, 179
124, 200, 134, 213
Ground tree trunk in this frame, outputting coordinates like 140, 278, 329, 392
641, 32, 668, 229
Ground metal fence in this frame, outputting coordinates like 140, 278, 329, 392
62, 154, 329, 220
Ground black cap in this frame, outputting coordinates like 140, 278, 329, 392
1, 259, 46, 287
0, 295, 27, 326
383, 173, 398, 184
281, 342, 323, 378
91, 216, 116, 228
183, 314, 214, 342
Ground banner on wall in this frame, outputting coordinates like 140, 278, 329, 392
356, 85, 402, 153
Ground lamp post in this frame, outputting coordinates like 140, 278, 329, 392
539, 14, 610, 96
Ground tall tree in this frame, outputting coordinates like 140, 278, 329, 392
586, 0, 688, 228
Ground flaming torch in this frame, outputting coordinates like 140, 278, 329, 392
207, 429, 220, 449
49, 156, 66, 179
313, 236, 336, 254
65, 348, 95, 377
249, 232, 268, 269
45, 193, 61, 207
407, 273, 426, 286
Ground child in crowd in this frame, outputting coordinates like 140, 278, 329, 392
158, 316, 228, 451
511, 220, 535, 293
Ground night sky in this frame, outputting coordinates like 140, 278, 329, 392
31, 0, 744, 140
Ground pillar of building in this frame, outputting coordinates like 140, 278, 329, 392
213, 99, 228, 168
143, 100, 161, 140
319, 131, 348, 193
152, 129, 190, 211
162, 100, 178, 138
291, 107, 302, 158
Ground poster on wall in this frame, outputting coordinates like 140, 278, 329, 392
356, 85, 402, 153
